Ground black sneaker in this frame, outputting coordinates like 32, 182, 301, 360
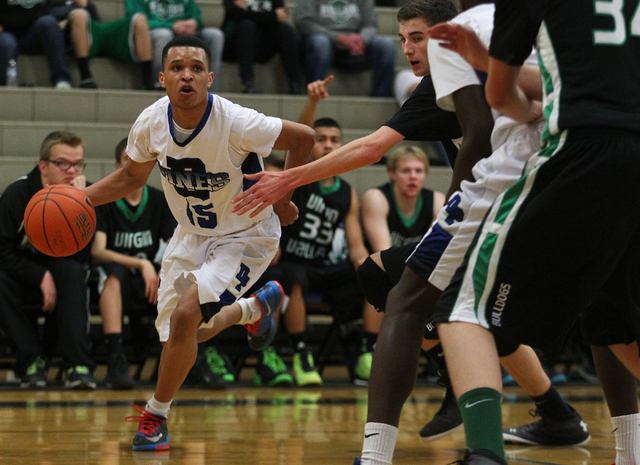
253, 346, 293, 387
105, 353, 136, 390
451, 449, 508, 465
420, 381, 462, 440
20, 357, 47, 388
80, 78, 98, 89
242, 81, 261, 94
186, 354, 228, 389
126, 405, 170, 451
65, 366, 97, 390
503, 408, 590, 445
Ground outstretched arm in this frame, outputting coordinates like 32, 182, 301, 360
269, 120, 316, 225
232, 125, 404, 218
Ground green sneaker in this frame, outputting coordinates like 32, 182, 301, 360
253, 346, 293, 387
354, 352, 372, 386
293, 349, 322, 386
65, 365, 97, 390
21, 357, 47, 388
205, 346, 236, 383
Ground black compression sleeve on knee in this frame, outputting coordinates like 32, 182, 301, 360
357, 256, 393, 312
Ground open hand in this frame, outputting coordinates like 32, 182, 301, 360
231, 170, 291, 218
427, 22, 489, 72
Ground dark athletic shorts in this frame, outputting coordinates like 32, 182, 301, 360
434, 128, 640, 361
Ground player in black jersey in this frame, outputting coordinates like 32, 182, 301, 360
430, 0, 640, 463
270, 79, 373, 386
91, 138, 177, 389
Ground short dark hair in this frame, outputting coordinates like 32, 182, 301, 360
115, 137, 127, 164
397, 0, 458, 26
313, 117, 342, 132
161, 35, 212, 70
40, 131, 84, 162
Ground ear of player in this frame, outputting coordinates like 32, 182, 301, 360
24, 185, 96, 257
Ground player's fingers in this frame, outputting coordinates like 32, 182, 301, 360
233, 198, 259, 216
248, 201, 268, 218
231, 186, 255, 206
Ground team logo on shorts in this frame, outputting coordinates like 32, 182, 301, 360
491, 282, 511, 327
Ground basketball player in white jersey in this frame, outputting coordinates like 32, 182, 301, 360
84, 34, 315, 451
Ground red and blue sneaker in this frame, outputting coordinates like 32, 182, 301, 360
126, 405, 170, 451
245, 281, 283, 351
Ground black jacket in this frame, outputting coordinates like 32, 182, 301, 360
0, 166, 89, 289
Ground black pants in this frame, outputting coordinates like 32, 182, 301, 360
223, 19, 300, 85
0, 259, 94, 377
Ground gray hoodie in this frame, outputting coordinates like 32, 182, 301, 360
294, 0, 378, 43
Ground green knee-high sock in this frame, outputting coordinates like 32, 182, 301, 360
458, 387, 505, 460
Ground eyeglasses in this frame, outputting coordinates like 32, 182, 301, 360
47, 159, 86, 171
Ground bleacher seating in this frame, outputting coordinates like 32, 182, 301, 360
0, 0, 453, 383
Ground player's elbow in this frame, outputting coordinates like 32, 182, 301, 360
485, 80, 513, 114
360, 138, 386, 165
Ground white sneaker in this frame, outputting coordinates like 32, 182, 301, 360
55, 81, 72, 90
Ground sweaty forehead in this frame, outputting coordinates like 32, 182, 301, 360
167, 46, 207, 63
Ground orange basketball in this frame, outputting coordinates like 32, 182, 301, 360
24, 185, 96, 257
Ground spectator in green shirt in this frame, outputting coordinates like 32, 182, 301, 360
124, 0, 224, 91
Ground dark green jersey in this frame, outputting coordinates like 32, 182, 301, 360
490, 0, 640, 140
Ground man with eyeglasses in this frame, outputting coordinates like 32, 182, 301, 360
0, 130, 97, 390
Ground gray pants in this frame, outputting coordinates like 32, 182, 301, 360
151, 28, 224, 92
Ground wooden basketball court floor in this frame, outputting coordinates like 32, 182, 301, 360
0, 382, 621, 465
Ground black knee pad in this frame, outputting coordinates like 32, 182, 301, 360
357, 256, 393, 312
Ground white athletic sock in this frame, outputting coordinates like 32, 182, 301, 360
612, 413, 640, 465
237, 296, 261, 325
360, 422, 398, 465
146, 395, 172, 418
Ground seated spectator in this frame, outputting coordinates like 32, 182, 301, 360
294, 0, 396, 97
361, 144, 444, 252
124, 0, 224, 92
60, 10, 155, 89
221, 0, 302, 94
49, 0, 101, 23
0, 131, 96, 389
90, 138, 177, 389
0, 0, 73, 88
255, 79, 378, 386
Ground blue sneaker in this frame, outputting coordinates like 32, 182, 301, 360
126, 405, 170, 451
245, 281, 283, 351
353, 458, 361, 465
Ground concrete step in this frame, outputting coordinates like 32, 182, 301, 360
0, 87, 399, 130
13, 41, 406, 96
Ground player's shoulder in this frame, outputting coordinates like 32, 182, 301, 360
211, 93, 257, 119
453, 3, 495, 39
136, 96, 170, 125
